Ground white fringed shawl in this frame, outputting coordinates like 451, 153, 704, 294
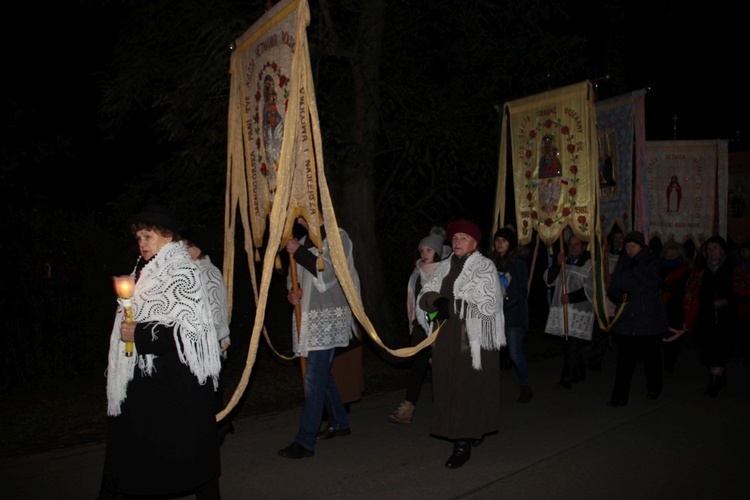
195, 255, 231, 354
106, 242, 221, 416
416, 252, 506, 370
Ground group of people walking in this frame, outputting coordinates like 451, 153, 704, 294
544, 229, 750, 408
98, 202, 750, 498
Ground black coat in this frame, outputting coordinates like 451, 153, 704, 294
100, 325, 220, 495
608, 248, 668, 336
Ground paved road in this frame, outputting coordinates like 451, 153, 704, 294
3, 347, 749, 500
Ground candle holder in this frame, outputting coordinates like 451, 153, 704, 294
113, 275, 136, 357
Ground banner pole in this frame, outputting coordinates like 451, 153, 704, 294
559, 232, 569, 340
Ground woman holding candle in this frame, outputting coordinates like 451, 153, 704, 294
97, 205, 223, 500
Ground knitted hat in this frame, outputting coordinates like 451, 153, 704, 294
447, 219, 482, 245
624, 230, 646, 248
419, 226, 447, 258
493, 227, 517, 250
128, 204, 180, 234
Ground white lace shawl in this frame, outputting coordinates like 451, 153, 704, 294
416, 252, 506, 370
195, 255, 231, 355
106, 241, 221, 416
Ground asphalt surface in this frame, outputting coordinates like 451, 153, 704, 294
3, 346, 749, 500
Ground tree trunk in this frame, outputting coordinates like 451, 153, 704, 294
336, 0, 395, 342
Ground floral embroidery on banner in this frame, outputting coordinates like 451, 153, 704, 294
519, 119, 587, 238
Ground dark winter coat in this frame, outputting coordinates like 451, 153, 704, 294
607, 247, 668, 336
419, 256, 500, 441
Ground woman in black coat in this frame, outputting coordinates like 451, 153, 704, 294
684, 235, 750, 397
98, 205, 222, 500
606, 231, 668, 407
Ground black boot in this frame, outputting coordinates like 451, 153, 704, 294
445, 439, 471, 469
705, 374, 721, 398
518, 385, 534, 403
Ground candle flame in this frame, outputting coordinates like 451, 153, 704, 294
113, 275, 135, 299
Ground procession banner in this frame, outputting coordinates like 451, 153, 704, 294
228, 0, 322, 263
495, 81, 599, 247
221, 0, 428, 419
494, 81, 611, 329
594, 89, 647, 236
641, 140, 728, 245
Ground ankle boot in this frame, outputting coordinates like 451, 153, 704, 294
705, 374, 721, 398
518, 385, 533, 403
445, 439, 471, 469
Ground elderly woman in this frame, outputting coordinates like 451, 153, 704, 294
98, 205, 222, 500
685, 235, 750, 397
416, 219, 505, 469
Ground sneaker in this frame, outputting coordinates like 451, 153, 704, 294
387, 400, 415, 425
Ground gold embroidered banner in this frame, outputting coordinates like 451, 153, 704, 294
229, 0, 322, 261
220, 0, 428, 420
495, 81, 600, 247
642, 140, 728, 245
494, 81, 611, 330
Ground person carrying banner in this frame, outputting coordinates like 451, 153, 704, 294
544, 234, 595, 388
416, 219, 505, 469
278, 211, 361, 459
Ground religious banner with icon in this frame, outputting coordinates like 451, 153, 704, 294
227, 0, 323, 265
641, 140, 728, 246
494, 81, 600, 248
594, 89, 647, 237
494, 81, 612, 331
220, 0, 431, 422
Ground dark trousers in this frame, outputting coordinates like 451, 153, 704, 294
662, 333, 685, 373
404, 346, 431, 405
587, 322, 610, 368
611, 334, 663, 403
560, 336, 588, 384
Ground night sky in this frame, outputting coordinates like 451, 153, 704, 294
5, 2, 747, 211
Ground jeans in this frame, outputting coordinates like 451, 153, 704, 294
295, 347, 349, 451
505, 327, 531, 386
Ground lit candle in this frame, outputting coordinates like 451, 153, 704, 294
113, 275, 136, 356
